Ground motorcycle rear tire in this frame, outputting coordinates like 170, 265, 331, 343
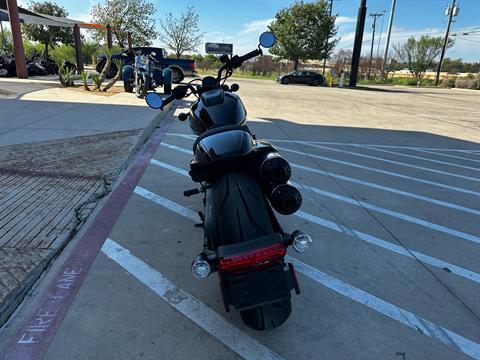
240, 299, 292, 331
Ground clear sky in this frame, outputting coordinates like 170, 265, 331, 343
14, 0, 480, 61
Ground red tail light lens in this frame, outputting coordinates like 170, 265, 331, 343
219, 243, 286, 272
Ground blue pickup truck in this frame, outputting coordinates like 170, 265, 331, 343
96, 46, 196, 83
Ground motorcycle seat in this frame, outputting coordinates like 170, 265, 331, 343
192, 124, 251, 152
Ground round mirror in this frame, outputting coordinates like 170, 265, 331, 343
259, 32, 276, 48
145, 92, 163, 109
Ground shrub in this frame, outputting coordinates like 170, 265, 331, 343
58, 64, 75, 87
90, 73, 102, 91
455, 74, 480, 90
80, 71, 90, 90
441, 76, 457, 88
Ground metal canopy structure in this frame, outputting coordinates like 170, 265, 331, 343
0, 0, 108, 77
0, 0, 102, 28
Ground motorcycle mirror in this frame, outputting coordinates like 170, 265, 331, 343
259, 31, 276, 48
230, 83, 239, 92
145, 92, 163, 109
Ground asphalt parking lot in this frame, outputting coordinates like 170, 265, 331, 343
1, 80, 480, 360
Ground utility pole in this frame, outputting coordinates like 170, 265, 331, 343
435, 0, 458, 86
368, 12, 383, 79
381, 0, 396, 76
376, 10, 386, 58
322, 0, 334, 75
349, 0, 367, 87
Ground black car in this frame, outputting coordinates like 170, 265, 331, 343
277, 71, 324, 86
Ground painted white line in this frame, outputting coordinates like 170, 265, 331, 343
290, 163, 480, 217
101, 239, 283, 360
166, 133, 480, 153
411, 149, 480, 165
145, 161, 480, 286
132, 185, 480, 359
362, 146, 480, 172
293, 181, 480, 246
275, 145, 480, 197
285, 256, 480, 360
158, 142, 480, 215
294, 210, 480, 284
134, 186, 198, 221
162, 142, 193, 155
302, 142, 480, 183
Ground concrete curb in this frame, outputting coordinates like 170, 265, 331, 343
122, 104, 174, 173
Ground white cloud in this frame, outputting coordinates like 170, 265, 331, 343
336, 16, 356, 24
241, 18, 274, 34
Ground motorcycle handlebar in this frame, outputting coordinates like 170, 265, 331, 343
160, 85, 190, 110
237, 48, 262, 64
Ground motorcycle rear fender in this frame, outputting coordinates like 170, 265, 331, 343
122, 64, 134, 82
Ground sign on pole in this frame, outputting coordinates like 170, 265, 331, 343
205, 42, 233, 55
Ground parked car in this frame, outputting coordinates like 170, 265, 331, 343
277, 71, 324, 86
96, 47, 196, 83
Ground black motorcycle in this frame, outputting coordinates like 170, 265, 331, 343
122, 49, 173, 98
0, 51, 16, 77
145, 32, 312, 331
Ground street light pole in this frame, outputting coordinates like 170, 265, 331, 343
349, 0, 367, 87
322, 0, 334, 76
368, 13, 383, 79
435, 0, 457, 86
381, 0, 396, 75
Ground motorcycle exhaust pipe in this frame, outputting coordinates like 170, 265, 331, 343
267, 182, 302, 215
258, 152, 291, 184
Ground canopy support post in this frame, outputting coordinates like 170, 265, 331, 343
106, 24, 112, 50
73, 24, 83, 73
6, 0, 27, 78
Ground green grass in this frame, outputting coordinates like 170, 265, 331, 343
197, 69, 277, 81
358, 76, 437, 87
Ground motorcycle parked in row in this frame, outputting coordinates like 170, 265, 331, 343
122, 49, 172, 98
0, 50, 15, 77
0, 50, 58, 77
145, 32, 312, 330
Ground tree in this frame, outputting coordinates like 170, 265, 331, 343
393, 36, 453, 81
158, 7, 203, 59
332, 49, 352, 74
23, 1, 74, 57
268, 0, 337, 71
91, 0, 158, 47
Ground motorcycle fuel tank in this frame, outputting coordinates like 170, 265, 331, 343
189, 90, 247, 135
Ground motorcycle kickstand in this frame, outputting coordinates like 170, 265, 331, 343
195, 211, 205, 228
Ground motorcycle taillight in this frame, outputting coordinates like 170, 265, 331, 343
219, 243, 286, 272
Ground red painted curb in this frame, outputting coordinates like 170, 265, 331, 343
2, 112, 175, 360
